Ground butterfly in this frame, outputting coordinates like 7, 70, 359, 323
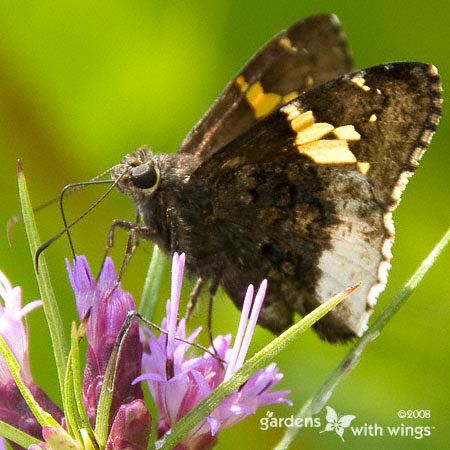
111, 14, 441, 342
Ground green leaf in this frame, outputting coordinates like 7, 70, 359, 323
156, 284, 359, 450
17, 161, 68, 401
0, 336, 60, 428
94, 350, 118, 446
70, 322, 97, 446
0, 420, 40, 448
139, 245, 166, 320
63, 352, 83, 443
273, 226, 450, 450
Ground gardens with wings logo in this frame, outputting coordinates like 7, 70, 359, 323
259, 405, 434, 441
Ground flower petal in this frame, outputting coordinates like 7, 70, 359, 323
105, 400, 151, 450
67, 256, 143, 426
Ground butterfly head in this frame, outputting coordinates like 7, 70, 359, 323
112, 146, 161, 199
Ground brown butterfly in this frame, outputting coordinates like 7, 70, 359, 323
106, 15, 441, 342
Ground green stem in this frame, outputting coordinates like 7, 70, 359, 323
139, 245, 166, 320
274, 226, 450, 450
17, 161, 68, 401
94, 313, 135, 446
0, 420, 40, 448
157, 284, 359, 450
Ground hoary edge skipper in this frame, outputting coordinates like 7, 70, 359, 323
41, 14, 443, 342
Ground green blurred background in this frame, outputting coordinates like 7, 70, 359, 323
1, 1, 449, 449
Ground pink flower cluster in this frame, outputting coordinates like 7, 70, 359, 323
0, 253, 290, 449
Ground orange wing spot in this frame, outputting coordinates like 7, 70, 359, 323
299, 140, 357, 164
235, 77, 302, 119
296, 123, 335, 145
246, 82, 282, 119
351, 76, 371, 92
291, 111, 314, 132
333, 125, 361, 141
281, 106, 361, 165
356, 162, 371, 175
282, 91, 299, 103
235, 75, 249, 92
279, 36, 296, 52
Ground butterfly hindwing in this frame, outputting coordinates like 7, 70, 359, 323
188, 62, 441, 341
178, 14, 352, 160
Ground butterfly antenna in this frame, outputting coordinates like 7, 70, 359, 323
6, 165, 115, 245
35, 169, 127, 271
7, 197, 57, 245
59, 179, 116, 259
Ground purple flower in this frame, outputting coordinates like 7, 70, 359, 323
66, 256, 146, 429
1, 257, 151, 449
0, 270, 63, 450
135, 253, 291, 450
105, 399, 151, 450
0, 270, 41, 385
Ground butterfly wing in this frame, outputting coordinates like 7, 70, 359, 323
187, 62, 441, 341
178, 14, 352, 159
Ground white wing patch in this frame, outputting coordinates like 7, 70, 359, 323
315, 172, 389, 336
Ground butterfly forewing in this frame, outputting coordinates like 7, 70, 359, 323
188, 62, 441, 341
178, 14, 352, 160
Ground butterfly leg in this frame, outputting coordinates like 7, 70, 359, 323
113, 226, 141, 287
185, 277, 206, 321
99, 218, 138, 280
101, 217, 154, 296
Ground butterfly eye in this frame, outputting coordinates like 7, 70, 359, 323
130, 164, 158, 189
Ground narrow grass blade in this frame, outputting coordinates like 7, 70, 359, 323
17, 161, 68, 399
139, 245, 166, 320
0, 420, 40, 448
0, 337, 60, 427
274, 226, 450, 450
156, 284, 359, 450
70, 323, 96, 444
63, 350, 82, 443
94, 354, 115, 445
